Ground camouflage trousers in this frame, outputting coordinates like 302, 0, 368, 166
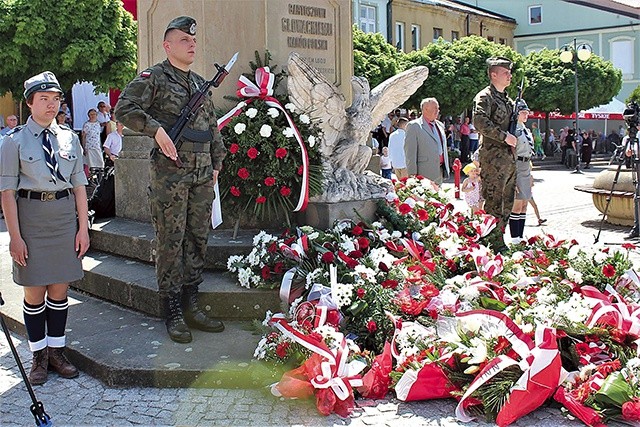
148, 149, 215, 297
479, 145, 516, 246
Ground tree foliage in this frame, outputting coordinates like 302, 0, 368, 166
353, 25, 408, 89
0, 0, 137, 99
524, 48, 622, 115
405, 36, 525, 117
627, 84, 640, 104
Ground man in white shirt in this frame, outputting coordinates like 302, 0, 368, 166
388, 117, 408, 179
103, 121, 123, 163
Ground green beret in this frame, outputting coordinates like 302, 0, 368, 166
24, 71, 63, 99
486, 57, 512, 70
165, 16, 197, 36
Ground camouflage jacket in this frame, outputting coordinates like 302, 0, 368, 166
115, 59, 225, 170
473, 84, 514, 150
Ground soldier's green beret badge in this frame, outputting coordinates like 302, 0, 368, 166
165, 16, 197, 36
486, 57, 512, 70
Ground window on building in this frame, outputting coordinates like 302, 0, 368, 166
611, 39, 635, 78
359, 4, 376, 34
529, 5, 542, 25
411, 25, 421, 50
395, 22, 405, 51
451, 31, 459, 41
487, 36, 495, 42
433, 27, 443, 42
499, 38, 507, 45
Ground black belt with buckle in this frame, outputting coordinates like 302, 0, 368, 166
18, 189, 71, 201
516, 156, 531, 162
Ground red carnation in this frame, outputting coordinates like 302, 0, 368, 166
261, 266, 271, 280
230, 186, 241, 197
237, 168, 250, 179
275, 147, 288, 159
349, 250, 363, 259
351, 225, 363, 236
602, 264, 616, 278
273, 262, 285, 274
356, 288, 366, 299
229, 143, 239, 154
357, 237, 370, 250
275, 341, 290, 359
264, 176, 276, 186
366, 320, 377, 332
321, 252, 335, 263
297, 165, 304, 175
256, 196, 267, 204
623, 398, 640, 421
398, 203, 412, 215
280, 186, 292, 197
247, 147, 259, 159
381, 279, 398, 289
416, 209, 429, 221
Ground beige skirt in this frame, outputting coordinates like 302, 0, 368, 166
14, 193, 83, 286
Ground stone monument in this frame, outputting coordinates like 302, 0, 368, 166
118, 0, 353, 222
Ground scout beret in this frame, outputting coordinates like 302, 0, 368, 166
24, 71, 63, 99
516, 99, 530, 112
486, 57, 512, 70
165, 16, 197, 37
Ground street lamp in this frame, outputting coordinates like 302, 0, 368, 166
560, 38, 592, 174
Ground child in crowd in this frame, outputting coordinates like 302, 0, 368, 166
380, 146, 392, 179
461, 163, 484, 213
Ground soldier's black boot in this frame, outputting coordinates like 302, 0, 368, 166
165, 294, 192, 343
182, 287, 225, 333
626, 225, 639, 240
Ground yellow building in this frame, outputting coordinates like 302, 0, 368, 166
0, 93, 17, 127
390, 0, 516, 52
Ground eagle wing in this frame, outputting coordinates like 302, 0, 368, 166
369, 66, 430, 126
287, 52, 347, 156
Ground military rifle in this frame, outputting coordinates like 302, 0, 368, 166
168, 52, 239, 167
508, 78, 525, 137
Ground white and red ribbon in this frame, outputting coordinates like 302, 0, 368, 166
217, 67, 310, 211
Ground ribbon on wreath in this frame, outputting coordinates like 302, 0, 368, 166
269, 313, 366, 416
218, 67, 310, 212
454, 310, 564, 427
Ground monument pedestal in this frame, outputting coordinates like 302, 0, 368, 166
115, 129, 153, 222
296, 199, 381, 230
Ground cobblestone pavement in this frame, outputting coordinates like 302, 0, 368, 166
0, 157, 628, 427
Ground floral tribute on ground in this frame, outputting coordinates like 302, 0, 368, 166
227, 176, 640, 426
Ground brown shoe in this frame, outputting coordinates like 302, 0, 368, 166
48, 347, 79, 379
28, 348, 48, 385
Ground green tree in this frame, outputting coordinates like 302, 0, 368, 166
405, 36, 525, 117
0, 0, 137, 99
524, 48, 622, 115
627, 84, 640, 103
353, 25, 408, 89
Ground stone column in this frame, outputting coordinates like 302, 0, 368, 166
115, 129, 153, 222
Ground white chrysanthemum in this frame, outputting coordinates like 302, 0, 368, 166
253, 336, 269, 359
548, 263, 559, 273
593, 250, 608, 264
307, 231, 319, 241
282, 127, 295, 138
567, 245, 581, 260
627, 357, 640, 371
354, 265, 377, 282
234, 123, 246, 135
305, 268, 325, 288
457, 284, 481, 301
385, 192, 398, 202
252, 230, 271, 246
405, 177, 419, 187
238, 268, 252, 288
261, 310, 273, 326
556, 293, 595, 324
308, 135, 316, 147
368, 247, 396, 267
245, 108, 258, 118
267, 108, 280, 118
405, 198, 416, 208
226, 255, 244, 272
510, 251, 525, 262
259, 124, 272, 138
335, 221, 351, 233
391, 230, 402, 239
535, 287, 556, 305
466, 337, 488, 364
285, 103, 296, 112
332, 282, 354, 308
566, 267, 583, 284
299, 114, 310, 124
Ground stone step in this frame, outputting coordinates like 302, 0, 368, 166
74, 250, 281, 320
0, 283, 283, 388
89, 217, 265, 270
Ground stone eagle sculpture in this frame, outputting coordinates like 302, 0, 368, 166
287, 52, 429, 202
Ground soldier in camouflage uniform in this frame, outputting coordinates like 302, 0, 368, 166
115, 16, 226, 343
473, 57, 517, 253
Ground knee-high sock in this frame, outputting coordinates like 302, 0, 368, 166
509, 213, 520, 238
45, 297, 68, 348
519, 215, 527, 238
23, 300, 46, 352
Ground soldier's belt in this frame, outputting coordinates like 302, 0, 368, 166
181, 127, 214, 143
179, 141, 210, 152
